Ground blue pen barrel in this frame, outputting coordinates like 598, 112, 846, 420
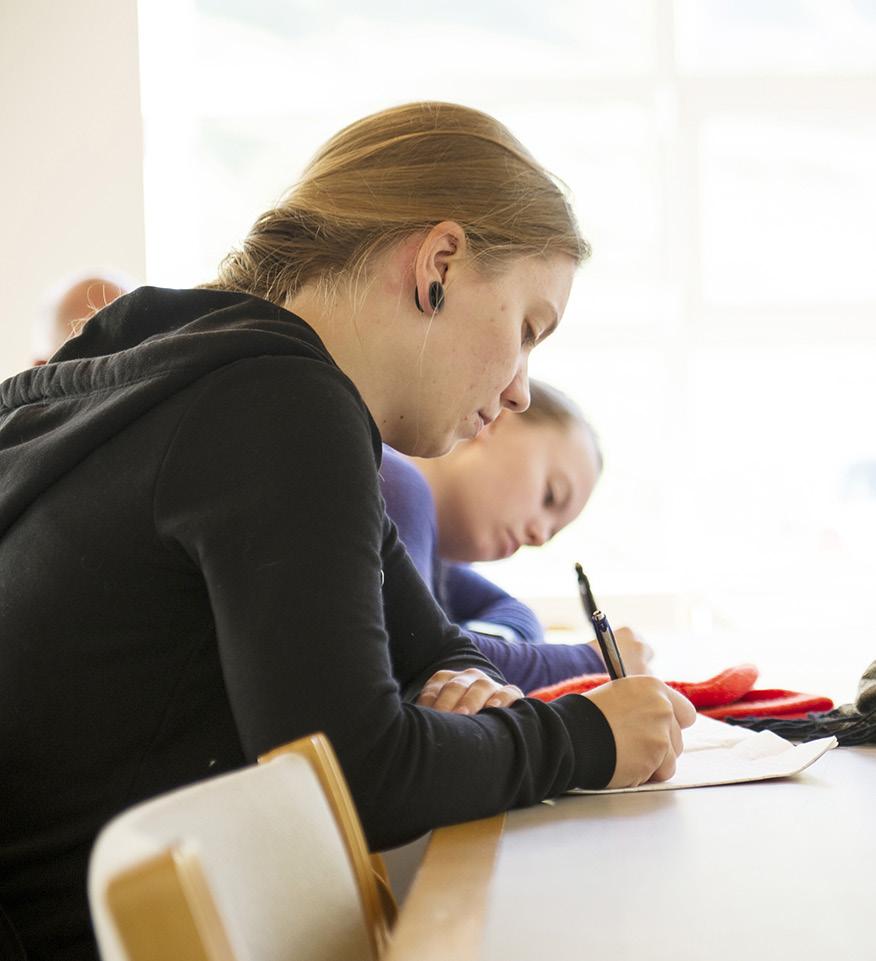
592, 612, 626, 680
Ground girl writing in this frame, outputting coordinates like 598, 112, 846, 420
0, 102, 693, 961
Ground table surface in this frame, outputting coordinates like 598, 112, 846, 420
385, 744, 876, 961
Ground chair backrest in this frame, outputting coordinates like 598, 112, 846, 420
258, 735, 396, 944
101, 845, 235, 961
89, 733, 390, 961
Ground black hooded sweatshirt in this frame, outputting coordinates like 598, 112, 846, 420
0, 287, 615, 960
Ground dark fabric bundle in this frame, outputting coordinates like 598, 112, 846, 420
726, 659, 876, 745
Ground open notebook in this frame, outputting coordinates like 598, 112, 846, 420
568, 713, 837, 795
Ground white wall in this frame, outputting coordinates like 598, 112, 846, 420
0, 0, 145, 379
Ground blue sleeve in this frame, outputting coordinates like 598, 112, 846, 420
466, 630, 605, 693
378, 447, 605, 693
442, 562, 545, 643
379, 446, 438, 588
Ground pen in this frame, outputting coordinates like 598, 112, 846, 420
574, 563, 626, 680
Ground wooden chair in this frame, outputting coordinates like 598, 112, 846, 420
89, 733, 394, 961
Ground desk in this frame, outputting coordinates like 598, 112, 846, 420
385, 746, 876, 960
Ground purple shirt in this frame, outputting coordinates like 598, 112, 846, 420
380, 446, 604, 691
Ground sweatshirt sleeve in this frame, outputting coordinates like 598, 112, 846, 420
465, 630, 606, 693
442, 561, 545, 643
378, 445, 438, 590
154, 357, 616, 848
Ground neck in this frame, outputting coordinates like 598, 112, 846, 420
284, 283, 407, 446
283, 237, 424, 450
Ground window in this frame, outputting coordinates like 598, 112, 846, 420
139, 0, 876, 696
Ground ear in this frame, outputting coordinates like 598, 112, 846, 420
414, 221, 467, 309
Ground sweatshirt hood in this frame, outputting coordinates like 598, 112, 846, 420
0, 286, 363, 541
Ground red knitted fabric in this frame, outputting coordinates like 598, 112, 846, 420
527, 664, 759, 707
527, 664, 833, 719
701, 689, 834, 719
665, 665, 760, 707
527, 673, 611, 701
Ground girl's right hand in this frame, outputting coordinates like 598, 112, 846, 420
581, 677, 696, 788
586, 626, 654, 675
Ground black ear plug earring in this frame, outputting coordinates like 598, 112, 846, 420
414, 281, 445, 313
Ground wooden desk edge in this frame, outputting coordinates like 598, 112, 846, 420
383, 813, 506, 961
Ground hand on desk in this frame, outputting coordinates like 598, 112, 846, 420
417, 668, 524, 715
587, 626, 654, 676
583, 678, 696, 787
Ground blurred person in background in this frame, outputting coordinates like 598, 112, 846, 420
32, 271, 136, 365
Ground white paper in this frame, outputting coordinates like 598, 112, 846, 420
568, 714, 837, 794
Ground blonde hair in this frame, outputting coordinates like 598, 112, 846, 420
203, 102, 590, 304
522, 380, 604, 474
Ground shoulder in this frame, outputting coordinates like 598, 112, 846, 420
196, 353, 362, 403
378, 446, 438, 584
379, 447, 435, 515
184, 355, 380, 456
154, 355, 387, 534
154, 355, 384, 506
